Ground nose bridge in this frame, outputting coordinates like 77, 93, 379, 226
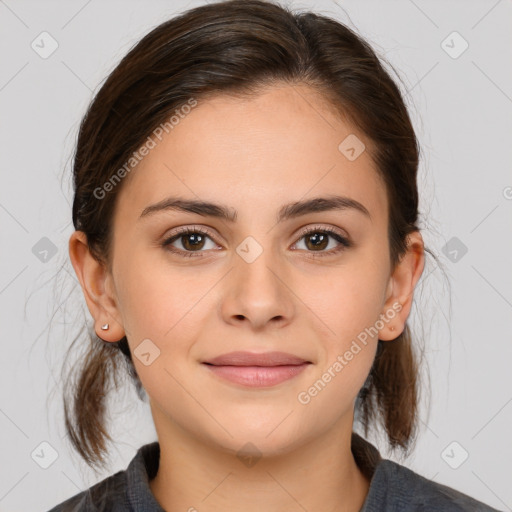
233, 232, 281, 295
221, 231, 294, 325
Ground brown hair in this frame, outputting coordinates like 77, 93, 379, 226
61, 0, 442, 472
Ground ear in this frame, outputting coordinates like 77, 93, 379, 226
68, 230, 126, 342
378, 230, 425, 341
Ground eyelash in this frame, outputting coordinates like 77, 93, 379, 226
161, 225, 352, 259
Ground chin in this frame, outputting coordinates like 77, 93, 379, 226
206, 424, 306, 461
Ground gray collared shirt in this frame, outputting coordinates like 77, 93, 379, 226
47, 433, 502, 511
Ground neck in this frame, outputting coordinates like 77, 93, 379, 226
149, 412, 371, 512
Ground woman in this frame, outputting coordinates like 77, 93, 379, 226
48, 0, 500, 510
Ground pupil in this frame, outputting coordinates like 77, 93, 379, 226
308, 233, 327, 250
185, 233, 204, 249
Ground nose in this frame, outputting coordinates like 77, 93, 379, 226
220, 242, 295, 331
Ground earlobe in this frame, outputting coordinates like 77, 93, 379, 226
68, 230, 125, 342
378, 231, 425, 341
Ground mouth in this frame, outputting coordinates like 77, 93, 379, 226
201, 351, 312, 387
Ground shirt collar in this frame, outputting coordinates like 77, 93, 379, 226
124, 432, 383, 511
125, 440, 164, 511
351, 431, 383, 481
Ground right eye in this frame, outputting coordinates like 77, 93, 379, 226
162, 227, 220, 257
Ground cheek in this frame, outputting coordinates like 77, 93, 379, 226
311, 264, 387, 344
115, 254, 219, 385
116, 247, 208, 339
295, 282, 381, 425
116, 260, 211, 420
302, 263, 386, 396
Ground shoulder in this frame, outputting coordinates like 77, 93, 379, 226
46, 469, 128, 512
367, 459, 502, 511
46, 442, 162, 512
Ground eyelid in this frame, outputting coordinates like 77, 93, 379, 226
164, 225, 222, 243
294, 223, 349, 240
164, 223, 348, 241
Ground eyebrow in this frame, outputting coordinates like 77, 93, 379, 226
139, 195, 372, 223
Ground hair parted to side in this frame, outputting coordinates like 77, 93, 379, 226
62, 0, 440, 472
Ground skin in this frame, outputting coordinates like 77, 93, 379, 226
69, 83, 424, 512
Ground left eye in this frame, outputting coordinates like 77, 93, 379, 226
293, 228, 351, 254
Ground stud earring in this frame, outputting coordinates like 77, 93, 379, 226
101, 323, 109, 330
389, 326, 395, 332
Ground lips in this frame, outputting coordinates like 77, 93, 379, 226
201, 351, 312, 387
202, 351, 310, 367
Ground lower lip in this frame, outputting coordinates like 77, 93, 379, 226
202, 363, 310, 387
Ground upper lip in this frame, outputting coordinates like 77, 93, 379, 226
202, 351, 311, 366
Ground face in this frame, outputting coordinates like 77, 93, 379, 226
103, 84, 402, 456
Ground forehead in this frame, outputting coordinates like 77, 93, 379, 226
115, 84, 387, 226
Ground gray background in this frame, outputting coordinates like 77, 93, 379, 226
0, 0, 511, 510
